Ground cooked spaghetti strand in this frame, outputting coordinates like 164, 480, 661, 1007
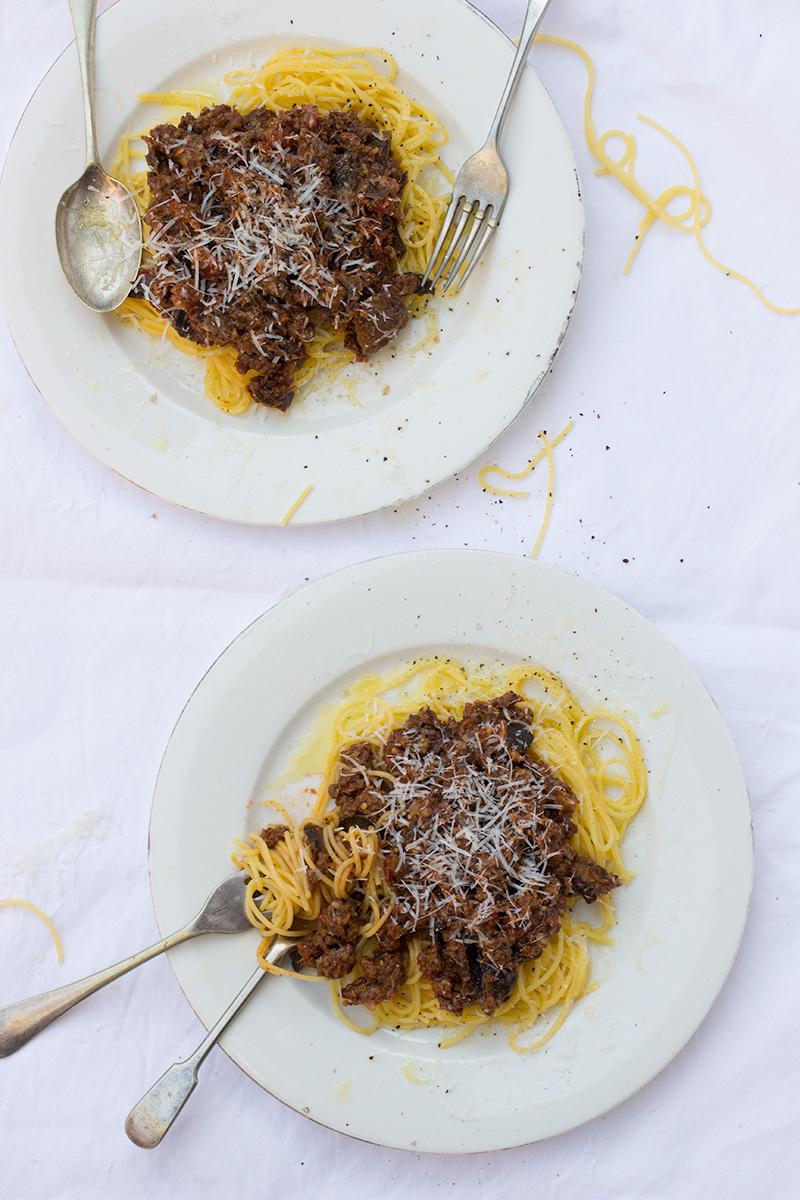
233, 657, 646, 1051
113, 47, 451, 416
280, 485, 314, 527
479, 420, 574, 558
536, 33, 799, 315
0, 898, 64, 963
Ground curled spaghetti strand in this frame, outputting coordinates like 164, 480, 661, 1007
479, 420, 574, 558
0, 898, 64, 963
536, 33, 799, 315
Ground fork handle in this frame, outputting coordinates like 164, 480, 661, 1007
489, 0, 553, 143
0, 924, 196, 1058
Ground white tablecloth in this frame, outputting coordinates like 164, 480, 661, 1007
1, 1, 798, 1195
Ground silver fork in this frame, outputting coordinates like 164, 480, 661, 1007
0, 874, 251, 1057
423, 0, 553, 294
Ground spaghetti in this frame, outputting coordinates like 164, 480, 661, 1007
479, 420, 574, 559
233, 657, 646, 1051
113, 47, 451, 415
280, 484, 314, 527
0, 898, 64, 963
536, 34, 799, 315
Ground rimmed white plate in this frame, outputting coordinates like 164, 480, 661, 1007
149, 549, 752, 1152
0, 0, 583, 526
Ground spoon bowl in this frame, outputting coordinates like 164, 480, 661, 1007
56, 163, 142, 311
56, 0, 142, 310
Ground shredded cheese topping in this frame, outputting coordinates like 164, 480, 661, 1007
370, 706, 567, 944
234, 657, 647, 1052
112, 47, 452, 416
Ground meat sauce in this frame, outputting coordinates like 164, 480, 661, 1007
264, 694, 618, 1017
139, 103, 421, 410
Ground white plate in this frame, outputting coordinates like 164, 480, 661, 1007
149, 549, 752, 1152
0, 0, 583, 526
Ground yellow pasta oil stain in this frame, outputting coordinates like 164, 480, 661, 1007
402, 1061, 436, 1087
634, 932, 663, 973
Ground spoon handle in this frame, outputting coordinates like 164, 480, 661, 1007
0, 924, 195, 1057
67, 0, 100, 165
125, 938, 293, 1149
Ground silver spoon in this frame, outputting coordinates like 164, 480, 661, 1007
125, 936, 293, 1148
55, 0, 142, 311
0, 874, 251, 1057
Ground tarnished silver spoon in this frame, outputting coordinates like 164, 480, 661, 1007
0, 874, 251, 1057
55, 0, 142, 311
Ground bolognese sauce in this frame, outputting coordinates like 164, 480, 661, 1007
262, 694, 618, 1017
138, 103, 421, 410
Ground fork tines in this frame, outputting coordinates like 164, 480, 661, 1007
422, 195, 498, 295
